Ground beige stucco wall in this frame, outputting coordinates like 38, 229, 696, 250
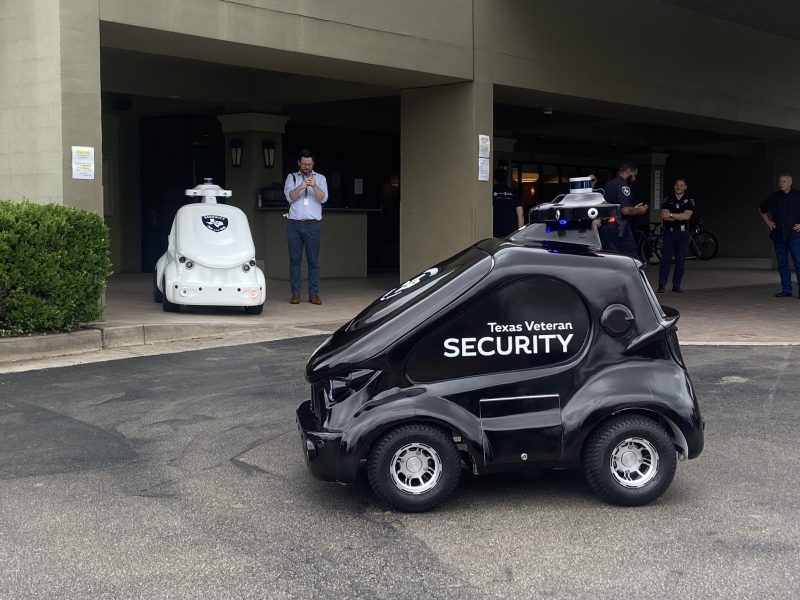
1, 0, 66, 204
98, 0, 473, 87
478, 0, 800, 134
0, 0, 103, 211
96, 0, 800, 135
400, 76, 493, 279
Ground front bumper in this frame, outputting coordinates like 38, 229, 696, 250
296, 400, 352, 482
165, 279, 265, 306
162, 260, 266, 307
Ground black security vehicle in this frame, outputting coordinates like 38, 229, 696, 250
296, 185, 704, 512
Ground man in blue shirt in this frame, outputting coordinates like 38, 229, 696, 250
284, 149, 329, 305
759, 173, 800, 298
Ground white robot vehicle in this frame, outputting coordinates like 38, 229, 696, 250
153, 179, 266, 314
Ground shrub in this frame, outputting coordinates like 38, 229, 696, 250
0, 200, 111, 337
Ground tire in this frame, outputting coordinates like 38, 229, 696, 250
162, 278, 180, 312
582, 415, 677, 506
244, 303, 264, 315
152, 271, 163, 303
690, 231, 718, 260
367, 423, 461, 513
641, 237, 662, 265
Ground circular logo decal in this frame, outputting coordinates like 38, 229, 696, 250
380, 267, 439, 301
202, 215, 228, 232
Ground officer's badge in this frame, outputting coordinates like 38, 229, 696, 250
622, 186, 631, 197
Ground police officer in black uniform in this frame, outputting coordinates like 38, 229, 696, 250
658, 177, 695, 293
492, 168, 524, 237
598, 163, 647, 256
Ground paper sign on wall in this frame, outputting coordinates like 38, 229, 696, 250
478, 158, 490, 182
71, 146, 95, 179
478, 134, 491, 159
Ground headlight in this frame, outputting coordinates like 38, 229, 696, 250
324, 370, 376, 407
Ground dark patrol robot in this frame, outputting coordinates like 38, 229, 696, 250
296, 177, 704, 513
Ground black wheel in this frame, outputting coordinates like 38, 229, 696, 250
367, 423, 461, 513
162, 279, 180, 312
582, 415, 677, 506
640, 237, 662, 265
244, 303, 263, 315
152, 271, 163, 303
690, 231, 718, 260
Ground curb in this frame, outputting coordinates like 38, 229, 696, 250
0, 323, 263, 364
0, 329, 103, 363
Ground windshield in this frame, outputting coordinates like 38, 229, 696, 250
349, 247, 492, 332
306, 247, 493, 381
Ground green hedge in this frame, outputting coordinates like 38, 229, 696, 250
0, 200, 111, 337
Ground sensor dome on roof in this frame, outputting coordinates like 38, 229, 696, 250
569, 176, 593, 194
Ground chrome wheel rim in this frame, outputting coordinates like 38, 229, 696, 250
610, 437, 659, 488
390, 443, 442, 494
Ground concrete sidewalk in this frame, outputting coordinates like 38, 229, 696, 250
1, 258, 797, 372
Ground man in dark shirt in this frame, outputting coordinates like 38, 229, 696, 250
598, 163, 648, 256
492, 168, 524, 238
759, 173, 800, 297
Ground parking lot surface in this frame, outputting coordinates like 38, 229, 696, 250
1, 339, 797, 599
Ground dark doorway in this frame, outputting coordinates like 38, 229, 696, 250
139, 116, 225, 272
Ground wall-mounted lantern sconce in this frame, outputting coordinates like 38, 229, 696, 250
230, 139, 243, 168
262, 140, 275, 169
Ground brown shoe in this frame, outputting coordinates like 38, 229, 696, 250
290, 294, 301, 304
309, 295, 322, 305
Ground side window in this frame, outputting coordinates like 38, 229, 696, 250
406, 277, 590, 382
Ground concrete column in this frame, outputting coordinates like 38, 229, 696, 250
0, 0, 102, 212
400, 76, 493, 279
217, 113, 290, 264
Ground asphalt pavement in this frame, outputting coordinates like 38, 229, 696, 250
1, 339, 798, 599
